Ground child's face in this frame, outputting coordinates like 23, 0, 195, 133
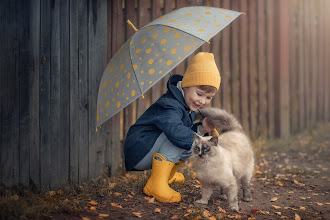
183, 86, 216, 111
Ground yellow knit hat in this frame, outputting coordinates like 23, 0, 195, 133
181, 52, 221, 90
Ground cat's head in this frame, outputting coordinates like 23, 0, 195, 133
192, 133, 218, 159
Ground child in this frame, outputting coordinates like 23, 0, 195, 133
124, 52, 221, 203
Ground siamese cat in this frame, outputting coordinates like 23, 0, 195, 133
191, 108, 254, 211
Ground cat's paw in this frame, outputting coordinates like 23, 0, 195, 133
243, 196, 252, 202
229, 205, 239, 212
219, 194, 227, 200
195, 199, 208, 204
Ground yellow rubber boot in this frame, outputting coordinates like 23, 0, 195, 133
143, 153, 181, 203
168, 161, 185, 184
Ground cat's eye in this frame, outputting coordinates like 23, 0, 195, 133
194, 146, 200, 152
204, 147, 210, 152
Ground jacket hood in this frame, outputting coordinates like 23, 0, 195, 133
167, 74, 190, 111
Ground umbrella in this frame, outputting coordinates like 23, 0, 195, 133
96, 6, 242, 128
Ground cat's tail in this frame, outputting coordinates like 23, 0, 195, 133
197, 108, 243, 134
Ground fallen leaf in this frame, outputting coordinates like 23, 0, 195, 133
99, 214, 109, 217
316, 202, 323, 206
57, 189, 63, 195
295, 213, 301, 220
251, 209, 258, 213
192, 172, 197, 178
275, 212, 281, 215
270, 197, 278, 202
82, 217, 90, 220
276, 181, 283, 186
128, 195, 133, 198
109, 182, 116, 189
131, 174, 138, 181
172, 214, 180, 220
90, 206, 96, 210
248, 218, 256, 220
288, 191, 295, 194
293, 180, 299, 185
11, 195, 19, 201
272, 205, 281, 209
148, 197, 156, 203
133, 212, 142, 218
89, 200, 98, 205
111, 203, 123, 208
218, 206, 227, 213
192, 216, 202, 220
299, 207, 306, 211
216, 213, 225, 219
154, 208, 161, 213
195, 179, 201, 185
48, 191, 56, 196
299, 197, 307, 200
209, 216, 216, 220
255, 170, 262, 175
114, 192, 122, 196
203, 210, 211, 218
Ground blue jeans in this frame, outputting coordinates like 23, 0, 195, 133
134, 132, 192, 170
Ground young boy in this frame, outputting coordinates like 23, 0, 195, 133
124, 52, 221, 203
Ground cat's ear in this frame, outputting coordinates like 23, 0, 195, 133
193, 133, 201, 141
209, 136, 218, 146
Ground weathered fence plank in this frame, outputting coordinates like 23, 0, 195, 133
297, 0, 305, 130
29, 0, 41, 190
257, 0, 267, 136
88, 0, 107, 179
289, 0, 298, 134
18, 0, 33, 187
50, 0, 61, 189
310, 0, 317, 122
230, 0, 240, 118
248, 0, 258, 138
109, 0, 123, 175
221, 0, 232, 113
325, 0, 330, 121
60, 0, 70, 186
69, 0, 79, 184
274, 0, 290, 138
210, 0, 221, 108
78, 0, 89, 183
40, 0, 52, 190
239, 0, 249, 134
266, 0, 275, 137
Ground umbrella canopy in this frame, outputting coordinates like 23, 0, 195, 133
96, 6, 242, 128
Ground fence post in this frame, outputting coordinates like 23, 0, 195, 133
273, 0, 290, 138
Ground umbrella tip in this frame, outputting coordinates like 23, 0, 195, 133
127, 19, 138, 32
242, 12, 246, 15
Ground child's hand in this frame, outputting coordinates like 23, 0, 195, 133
199, 117, 215, 134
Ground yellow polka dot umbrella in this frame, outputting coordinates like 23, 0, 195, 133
96, 6, 242, 128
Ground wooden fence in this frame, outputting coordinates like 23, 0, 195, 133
0, 0, 329, 190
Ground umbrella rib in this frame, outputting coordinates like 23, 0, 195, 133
127, 37, 145, 98
145, 23, 212, 45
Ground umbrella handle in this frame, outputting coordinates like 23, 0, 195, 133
127, 19, 138, 32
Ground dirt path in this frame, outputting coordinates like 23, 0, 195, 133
1, 123, 329, 220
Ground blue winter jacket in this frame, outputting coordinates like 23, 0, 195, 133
124, 74, 200, 171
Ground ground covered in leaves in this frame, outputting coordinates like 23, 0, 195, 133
1, 123, 329, 220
